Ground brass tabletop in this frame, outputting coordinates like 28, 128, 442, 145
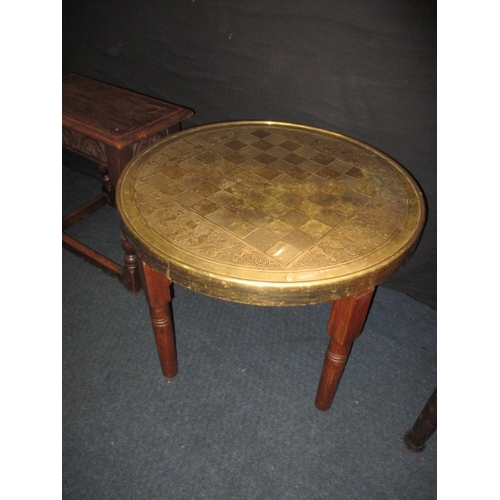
117, 121, 425, 306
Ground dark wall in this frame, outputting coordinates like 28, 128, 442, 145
63, 0, 436, 309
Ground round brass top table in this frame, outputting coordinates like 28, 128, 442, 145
117, 121, 426, 410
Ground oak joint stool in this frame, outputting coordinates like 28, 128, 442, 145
62, 73, 194, 292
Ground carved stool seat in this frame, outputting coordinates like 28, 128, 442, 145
117, 121, 425, 408
62, 73, 193, 291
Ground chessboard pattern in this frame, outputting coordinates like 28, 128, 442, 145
126, 123, 414, 273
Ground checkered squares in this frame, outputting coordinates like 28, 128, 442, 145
140, 124, 395, 267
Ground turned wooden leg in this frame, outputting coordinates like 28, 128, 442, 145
120, 234, 142, 293
140, 261, 178, 378
404, 388, 437, 452
96, 163, 115, 205
315, 288, 375, 411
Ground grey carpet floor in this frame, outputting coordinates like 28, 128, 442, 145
63, 165, 437, 499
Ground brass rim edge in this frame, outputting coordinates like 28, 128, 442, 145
116, 121, 426, 304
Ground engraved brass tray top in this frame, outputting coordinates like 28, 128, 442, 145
117, 121, 425, 306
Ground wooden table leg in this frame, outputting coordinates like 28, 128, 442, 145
140, 261, 178, 377
403, 388, 437, 452
315, 288, 375, 411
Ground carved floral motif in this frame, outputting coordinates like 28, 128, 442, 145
62, 128, 106, 162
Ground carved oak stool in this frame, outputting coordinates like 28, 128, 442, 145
62, 73, 193, 292
116, 121, 426, 409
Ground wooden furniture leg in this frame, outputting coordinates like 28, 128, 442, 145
315, 288, 375, 410
404, 388, 437, 452
96, 163, 114, 205
140, 261, 178, 378
121, 234, 142, 294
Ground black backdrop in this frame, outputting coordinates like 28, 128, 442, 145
62, 0, 436, 309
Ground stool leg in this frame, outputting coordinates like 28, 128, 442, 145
315, 288, 375, 411
140, 261, 178, 378
404, 388, 437, 452
120, 234, 142, 293
96, 163, 115, 205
